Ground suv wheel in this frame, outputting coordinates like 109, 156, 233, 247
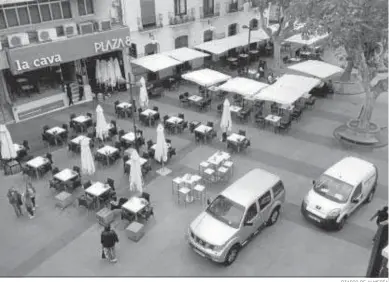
267, 207, 280, 226
224, 245, 240, 266
336, 216, 347, 230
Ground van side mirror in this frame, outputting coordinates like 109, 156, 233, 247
207, 198, 212, 205
244, 221, 253, 226
351, 198, 359, 204
312, 180, 316, 186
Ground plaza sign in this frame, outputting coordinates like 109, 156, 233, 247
7, 27, 130, 74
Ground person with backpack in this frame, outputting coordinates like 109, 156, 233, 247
370, 205, 388, 242
7, 187, 23, 217
101, 225, 119, 263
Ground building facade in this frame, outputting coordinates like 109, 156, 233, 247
0, 0, 132, 122
122, 0, 263, 70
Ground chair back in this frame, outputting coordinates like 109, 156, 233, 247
123, 155, 129, 162
153, 106, 159, 112
238, 130, 246, 136
142, 152, 149, 159
73, 166, 81, 174
70, 113, 76, 120
52, 167, 59, 175
166, 138, 172, 144
141, 192, 150, 202
147, 139, 154, 149
43, 125, 49, 132
178, 113, 184, 120
83, 180, 92, 189
45, 153, 53, 163
111, 120, 117, 127
22, 140, 30, 150
114, 101, 120, 108
87, 113, 92, 118
179, 94, 184, 100
107, 178, 115, 190
62, 124, 68, 131
206, 121, 214, 128
119, 197, 128, 206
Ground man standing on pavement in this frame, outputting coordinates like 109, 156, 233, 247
370, 205, 388, 241
101, 225, 119, 263
7, 187, 23, 217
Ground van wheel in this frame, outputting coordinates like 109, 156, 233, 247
336, 216, 347, 230
224, 245, 240, 266
267, 208, 280, 226
365, 189, 375, 204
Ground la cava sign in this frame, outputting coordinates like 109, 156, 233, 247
15, 54, 62, 71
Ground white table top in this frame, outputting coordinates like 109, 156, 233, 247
151, 143, 171, 150
14, 144, 24, 152
208, 151, 230, 166
122, 197, 148, 214
195, 124, 212, 134
239, 54, 249, 58
97, 145, 119, 156
181, 173, 202, 185
265, 115, 281, 123
280, 104, 294, 111
188, 95, 203, 102
54, 168, 78, 182
227, 133, 246, 143
72, 115, 91, 123
71, 135, 91, 145
230, 105, 242, 113
227, 57, 237, 62
289, 57, 302, 62
208, 86, 219, 92
141, 109, 158, 116
248, 69, 257, 74
85, 181, 110, 197
125, 157, 148, 166
121, 132, 135, 142
249, 50, 259, 54
166, 116, 183, 124
46, 126, 66, 135
117, 102, 132, 109
26, 156, 49, 168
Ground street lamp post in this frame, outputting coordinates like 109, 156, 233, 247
242, 24, 252, 73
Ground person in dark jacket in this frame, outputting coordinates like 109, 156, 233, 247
370, 206, 388, 242
7, 187, 23, 217
101, 225, 119, 263
66, 83, 73, 106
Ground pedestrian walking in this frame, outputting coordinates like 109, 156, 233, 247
26, 182, 37, 210
370, 205, 388, 242
101, 225, 119, 263
7, 187, 23, 217
23, 188, 35, 219
66, 83, 74, 106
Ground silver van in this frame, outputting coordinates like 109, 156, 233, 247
187, 169, 286, 266
301, 156, 378, 230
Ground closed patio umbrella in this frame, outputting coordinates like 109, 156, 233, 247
100, 60, 109, 86
129, 149, 143, 194
220, 99, 232, 134
139, 77, 149, 109
113, 58, 124, 82
80, 138, 95, 175
0, 124, 17, 160
95, 105, 109, 140
155, 124, 171, 175
107, 58, 116, 89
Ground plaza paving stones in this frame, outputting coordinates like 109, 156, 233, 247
0, 76, 387, 276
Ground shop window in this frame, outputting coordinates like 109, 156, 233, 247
78, 0, 94, 16
130, 43, 138, 58
144, 43, 157, 55
203, 0, 214, 17
175, 0, 187, 16
228, 23, 237, 36
0, 1, 72, 29
140, 0, 156, 29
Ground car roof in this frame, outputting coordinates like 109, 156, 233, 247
324, 157, 375, 186
221, 169, 280, 208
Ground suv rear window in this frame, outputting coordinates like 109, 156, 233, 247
272, 181, 284, 198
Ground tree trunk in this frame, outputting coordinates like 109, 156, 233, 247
357, 59, 375, 129
340, 59, 354, 81
272, 39, 282, 70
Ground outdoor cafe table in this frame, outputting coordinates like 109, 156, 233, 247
97, 145, 119, 165
26, 156, 50, 178
71, 135, 91, 146
230, 105, 242, 114
121, 197, 149, 221
227, 133, 247, 153
53, 168, 79, 191
207, 151, 230, 169
85, 181, 111, 209
188, 95, 203, 104
194, 124, 213, 141
181, 173, 202, 203
239, 54, 249, 59
150, 143, 172, 159
46, 126, 67, 145
227, 57, 238, 62
279, 104, 294, 115
72, 115, 92, 132
121, 132, 135, 144
13, 144, 26, 158
265, 114, 281, 131
117, 102, 132, 110
166, 116, 183, 134
140, 109, 158, 126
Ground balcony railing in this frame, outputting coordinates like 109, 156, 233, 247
137, 13, 163, 32
169, 8, 195, 26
